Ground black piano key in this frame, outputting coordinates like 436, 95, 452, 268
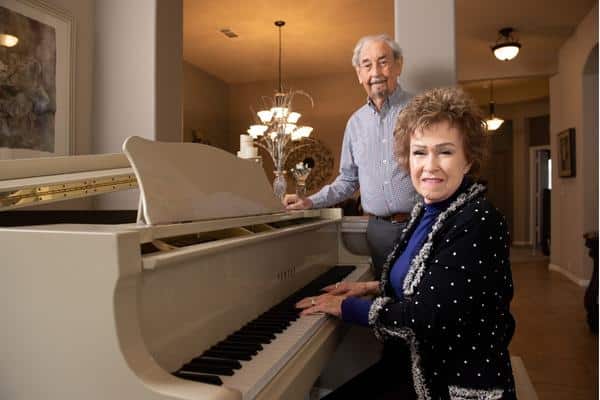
227, 333, 272, 344
188, 357, 242, 370
173, 371, 223, 385
218, 338, 264, 350
215, 341, 263, 352
260, 312, 298, 321
245, 320, 288, 327
179, 363, 235, 376
204, 349, 253, 361
212, 343, 258, 356
256, 313, 296, 321
247, 319, 289, 327
244, 322, 287, 333
234, 329, 276, 340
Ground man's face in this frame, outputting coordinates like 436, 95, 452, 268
355, 40, 402, 101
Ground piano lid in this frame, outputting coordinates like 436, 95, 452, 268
123, 136, 284, 225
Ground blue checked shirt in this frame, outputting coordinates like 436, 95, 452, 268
309, 86, 419, 216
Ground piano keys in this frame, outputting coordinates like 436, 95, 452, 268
174, 265, 357, 399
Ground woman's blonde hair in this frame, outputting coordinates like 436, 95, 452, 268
394, 87, 487, 177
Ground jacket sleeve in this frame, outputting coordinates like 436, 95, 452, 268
368, 203, 511, 344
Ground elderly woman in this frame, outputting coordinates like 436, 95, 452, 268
297, 87, 517, 400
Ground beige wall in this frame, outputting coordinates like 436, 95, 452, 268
227, 72, 366, 182
183, 61, 230, 149
395, 0, 456, 94
549, 2, 598, 283
156, 0, 183, 143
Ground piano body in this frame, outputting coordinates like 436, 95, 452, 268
0, 137, 371, 400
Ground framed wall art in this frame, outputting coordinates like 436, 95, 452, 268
557, 128, 576, 178
0, 0, 74, 159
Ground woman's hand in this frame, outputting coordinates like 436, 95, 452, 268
321, 280, 380, 297
295, 293, 345, 317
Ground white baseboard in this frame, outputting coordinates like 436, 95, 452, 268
548, 263, 590, 287
512, 241, 533, 246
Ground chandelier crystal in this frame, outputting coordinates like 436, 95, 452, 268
246, 20, 315, 200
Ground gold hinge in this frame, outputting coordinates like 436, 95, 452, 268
0, 174, 138, 210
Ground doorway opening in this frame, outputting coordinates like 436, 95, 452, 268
529, 146, 551, 255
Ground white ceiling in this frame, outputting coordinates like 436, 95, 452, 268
183, 0, 596, 95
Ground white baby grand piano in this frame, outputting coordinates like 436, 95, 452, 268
0, 137, 371, 400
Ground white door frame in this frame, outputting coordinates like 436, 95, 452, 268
528, 145, 551, 247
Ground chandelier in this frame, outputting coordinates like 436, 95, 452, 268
491, 27, 521, 61
246, 20, 314, 200
485, 80, 504, 132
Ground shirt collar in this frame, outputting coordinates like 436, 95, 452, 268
367, 85, 404, 114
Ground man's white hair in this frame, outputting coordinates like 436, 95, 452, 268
351, 34, 403, 67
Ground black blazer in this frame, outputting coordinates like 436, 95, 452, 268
368, 182, 517, 400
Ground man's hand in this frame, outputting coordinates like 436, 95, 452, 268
283, 194, 313, 210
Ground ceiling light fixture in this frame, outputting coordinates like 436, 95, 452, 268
485, 80, 504, 132
244, 20, 314, 200
0, 33, 18, 47
491, 27, 521, 61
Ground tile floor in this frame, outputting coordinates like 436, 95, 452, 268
509, 248, 598, 400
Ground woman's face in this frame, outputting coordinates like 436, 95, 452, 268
409, 121, 472, 204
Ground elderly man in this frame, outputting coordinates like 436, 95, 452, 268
284, 34, 418, 278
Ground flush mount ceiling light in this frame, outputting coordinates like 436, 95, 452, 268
0, 33, 18, 47
491, 27, 521, 61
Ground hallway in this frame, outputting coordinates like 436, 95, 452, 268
509, 248, 598, 399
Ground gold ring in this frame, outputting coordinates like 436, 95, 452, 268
335, 282, 340, 289
311, 298, 316, 306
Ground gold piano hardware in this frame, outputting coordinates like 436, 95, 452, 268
0, 174, 138, 210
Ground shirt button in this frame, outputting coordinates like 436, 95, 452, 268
384, 181, 389, 185
383, 160, 388, 164
382, 139, 387, 143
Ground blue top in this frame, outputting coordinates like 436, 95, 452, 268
308, 86, 418, 216
341, 180, 467, 326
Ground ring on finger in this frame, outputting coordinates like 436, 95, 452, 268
335, 282, 340, 289
311, 298, 316, 306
